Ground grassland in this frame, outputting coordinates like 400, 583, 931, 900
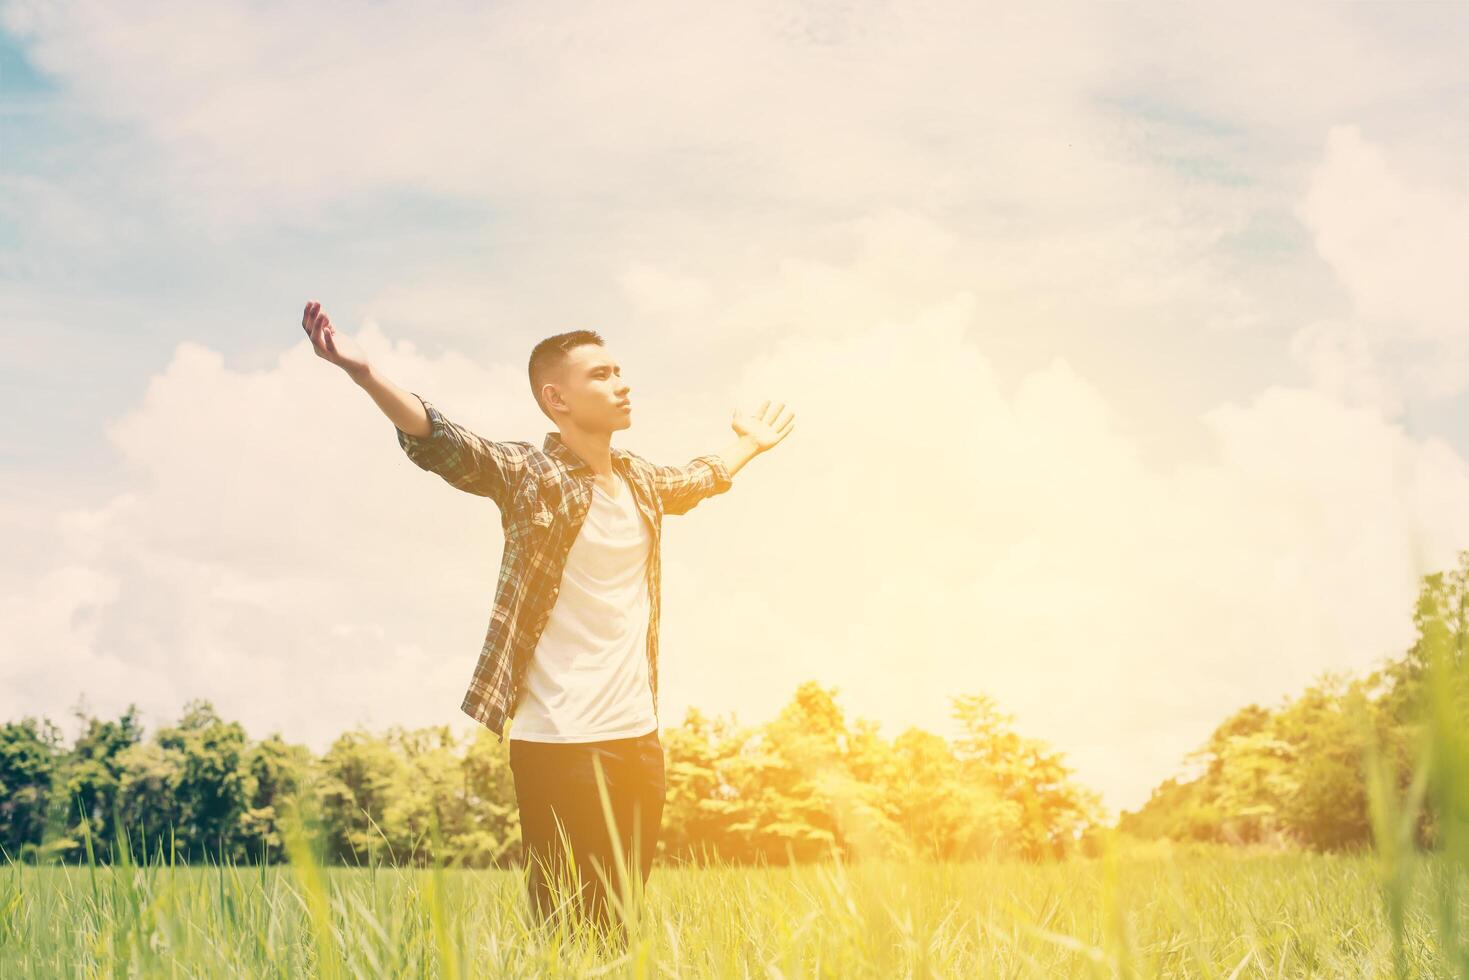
4, 841, 1466, 978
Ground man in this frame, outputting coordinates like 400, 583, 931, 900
299, 300, 794, 940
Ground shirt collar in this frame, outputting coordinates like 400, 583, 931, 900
543, 430, 630, 475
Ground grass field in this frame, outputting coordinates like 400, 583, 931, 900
4, 842, 1467, 978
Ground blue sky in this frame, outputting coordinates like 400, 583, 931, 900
5, 1, 1469, 811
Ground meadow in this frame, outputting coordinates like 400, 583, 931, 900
3, 840, 1466, 978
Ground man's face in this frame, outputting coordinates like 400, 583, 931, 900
547, 344, 632, 432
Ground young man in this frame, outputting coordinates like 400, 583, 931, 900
300, 300, 793, 939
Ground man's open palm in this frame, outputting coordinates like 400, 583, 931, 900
732, 400, 795, 451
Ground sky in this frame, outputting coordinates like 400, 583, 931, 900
4, 1, 1469, 814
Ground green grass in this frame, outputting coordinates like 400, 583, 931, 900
3, 845, 1467, 978
5, 632, 1467, 980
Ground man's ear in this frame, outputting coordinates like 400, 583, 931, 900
542, 382, 565, 413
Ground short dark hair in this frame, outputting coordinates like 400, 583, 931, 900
528, 329, 604, 417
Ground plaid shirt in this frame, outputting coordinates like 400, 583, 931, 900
395, 393, 733, 740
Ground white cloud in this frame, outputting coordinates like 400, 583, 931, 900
1288, 319, 1400, 416
0, 2, 1119, 230
1299, 124, 1469, 396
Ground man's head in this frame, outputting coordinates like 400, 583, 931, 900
528, 330, 632, 432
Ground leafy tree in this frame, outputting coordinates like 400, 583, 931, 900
661, 706, 749, 863
1118, 775, 1219, 842
889, 727, 1017, 860
1211, 728, 1297, 844
380, 725, 469, 865
0, 717, 64, 862
722, 682, 849, 863
239, 733, 313, 863
48, 703, 145, 863
1123, 553, 1469, 852
453, 727, 519, 867
318, 729, 409, 866
661, 683, 1098, 865
1273, 676, 1379, 849
153, 700, 252, 862
951, 694, 1101, 859
115, 740, 184, 861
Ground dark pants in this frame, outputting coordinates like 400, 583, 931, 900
508, 729, 666, 939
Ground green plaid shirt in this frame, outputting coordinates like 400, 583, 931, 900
395, 393, 733, 740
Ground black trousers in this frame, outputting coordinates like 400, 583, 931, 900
508, 729, 666, 937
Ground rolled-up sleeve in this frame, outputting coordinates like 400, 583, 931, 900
395, 393, 530, 507
648, 453, 733, 516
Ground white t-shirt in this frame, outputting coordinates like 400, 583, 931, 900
508, 471, 658, 742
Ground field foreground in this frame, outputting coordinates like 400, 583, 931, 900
2, 847, 1463, 978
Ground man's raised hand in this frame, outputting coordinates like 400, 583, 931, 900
732, 400, 795, 452
301, 300, 370, 378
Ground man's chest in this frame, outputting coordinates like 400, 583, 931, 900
510, 466, 661, 547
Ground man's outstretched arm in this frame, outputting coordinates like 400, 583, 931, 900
299, 299, 528, 504
650, 399, 795, 516
302, 299, 429, 434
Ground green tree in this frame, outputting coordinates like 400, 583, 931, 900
951, 693, 1100, 860
1122, 558, 1465, 852
661, 706, 750, 863
239, 733, 313, 863
453, 727, 519, 867
48, 704, 145, 863
726, 682, 849, 863
318, 729, 409, 866
153, 700, 252, 862
1273, 676, 1383, 849
380, 725, 465, 866
115, 740, 184, 861
889, 727, 1018, 860
0, 717, 64, 862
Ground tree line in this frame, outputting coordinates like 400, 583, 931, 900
11, 554, 1464, 867
1121, 551, 1469, 851
0, 681, 1100, 867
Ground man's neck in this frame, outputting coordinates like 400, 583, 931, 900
555, 423, 615, 477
